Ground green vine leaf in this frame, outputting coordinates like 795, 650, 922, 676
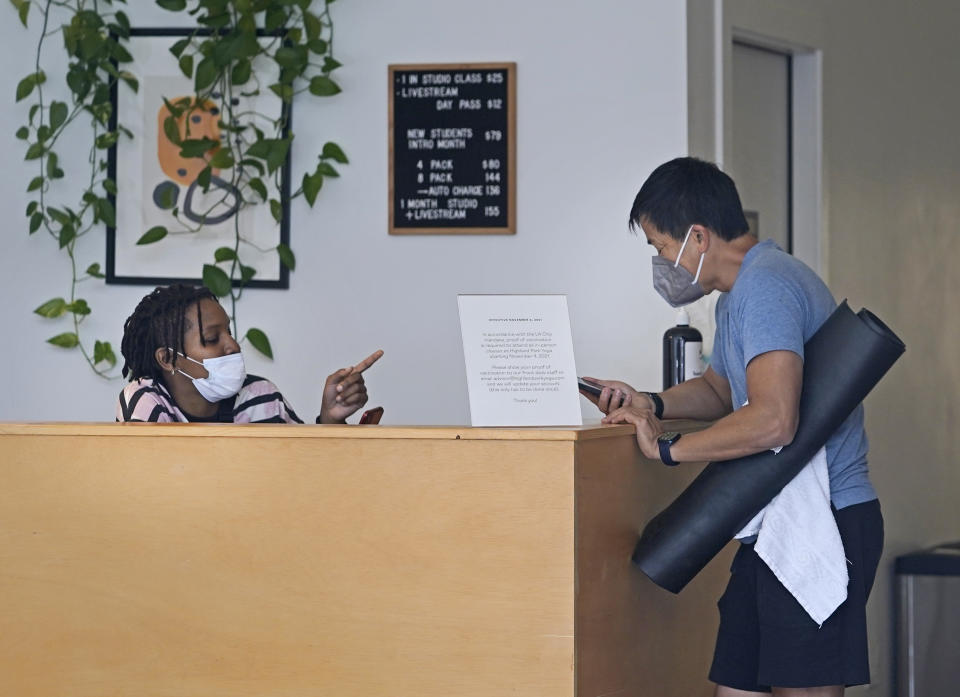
66, 298, 91, 316
302, 170, 323, 206
96, 198, 116, 227
179, 54, 194, 79
240, 265, 256, 283
34, 297, 68, 318
179, 137, 219, 158
47, 332, 80, 349
28, 212, 43, 234
137, 226, 168, 245
94, 340, 117, 367
47, 207, 70, 225
307, 39, 328, 55
157, 0, 188, 11
303, 12, 323, 41
108, 40, 134, 64
194, 57, 218, 91
24, 142, 44, 160
214, 247, 237, 262
58, 223, 76, 249
202, 264, 232, 297
264, 6, 287, 31
248, 177, 268, 201
269, 83, 294, 103
269, 198, 282, 223
322, 141, 348, 164
95, 131, 120, 149
15, 71, 45, 101
49, 101, 68, 130
23, 143, 46, 160
323, 57, 342, 74
120, 71, 139, 92
247, 138, 290, 174
318, 161, 339, 177
163, 95, 189, 118
244, 328, 273, 359
277, 243, 295, 271
200, 11, 231, 30
163, 116, 182, 145
11, 0, 28, 27
169, 37, 190, 59
15, 126, 29, 139
27, 176, 44, 192
209, 148, 234, 169
86, 262, 105, 279
197, 165, 212, 189
240, 157, 265, 175
231, 59, 252, 85
309, 75, 341, 97
114, 11, 131, 35
275, 46, 308, 71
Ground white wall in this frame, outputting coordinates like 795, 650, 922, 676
0, 1, 687, 424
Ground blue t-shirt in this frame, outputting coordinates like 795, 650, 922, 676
711, 240, 876, 509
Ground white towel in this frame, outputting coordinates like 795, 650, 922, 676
735, 445, 849, 626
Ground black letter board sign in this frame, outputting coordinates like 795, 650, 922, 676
389, 63, 516, 235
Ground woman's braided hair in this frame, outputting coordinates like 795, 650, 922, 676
120, 284, 218, 381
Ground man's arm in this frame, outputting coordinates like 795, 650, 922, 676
669, 349, 801, 462
605, 350, 802, 462
659, 365, 733, 421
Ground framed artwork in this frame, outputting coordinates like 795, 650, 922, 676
106, 28, 291, 288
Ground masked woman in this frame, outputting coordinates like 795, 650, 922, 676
116, 284, 382, 423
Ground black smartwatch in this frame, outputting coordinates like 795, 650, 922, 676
644, 392, 664, 419
657, 431, 682, 466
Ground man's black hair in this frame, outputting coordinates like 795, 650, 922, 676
120, 284, 218, 381
628, 157, 750, 241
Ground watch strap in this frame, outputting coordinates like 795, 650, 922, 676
658, 433, 681, 466
645, 392, 665, 419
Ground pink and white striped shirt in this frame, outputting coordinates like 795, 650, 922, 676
116, 375, 303, 423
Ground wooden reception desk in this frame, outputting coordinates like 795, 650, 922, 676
0, 422, 733, 697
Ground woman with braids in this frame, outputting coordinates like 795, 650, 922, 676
116, 284, 382, 423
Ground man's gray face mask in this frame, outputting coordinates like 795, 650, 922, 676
651, 225, 706, 308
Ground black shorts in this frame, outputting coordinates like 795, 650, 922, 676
708, 499, 884, 691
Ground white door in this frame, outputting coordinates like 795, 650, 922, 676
729, 41, 792, 253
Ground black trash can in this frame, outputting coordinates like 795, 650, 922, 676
894, 542, 960, 697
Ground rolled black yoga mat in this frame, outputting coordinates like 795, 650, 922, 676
631, 301, 905, 593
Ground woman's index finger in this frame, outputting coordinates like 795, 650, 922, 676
353, 349, 384, 373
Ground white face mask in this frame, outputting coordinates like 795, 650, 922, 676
171, 350, 247, 403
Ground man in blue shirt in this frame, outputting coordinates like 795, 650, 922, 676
582, 158, 883, 697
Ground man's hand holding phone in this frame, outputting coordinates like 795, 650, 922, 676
578, 376, 643, 415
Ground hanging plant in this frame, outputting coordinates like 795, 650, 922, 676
13, 0, 347, 373
134, 0, 348, 358
14, 0, 138, 376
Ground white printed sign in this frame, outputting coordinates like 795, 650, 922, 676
457, 295, 582, 427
